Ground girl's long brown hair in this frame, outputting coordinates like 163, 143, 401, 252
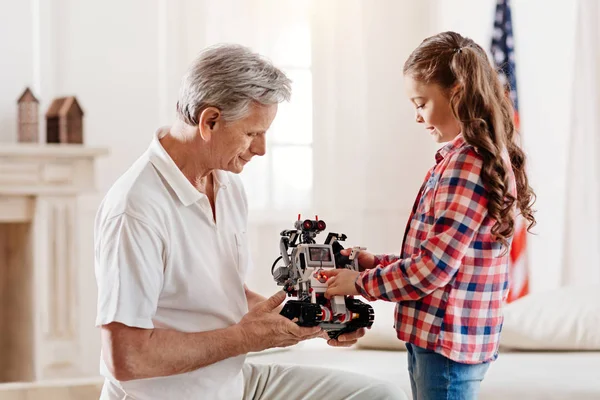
404, 31, 536, 247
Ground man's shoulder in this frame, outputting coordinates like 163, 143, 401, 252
98, 154, 171, 222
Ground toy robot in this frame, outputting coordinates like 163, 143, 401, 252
271, 216, 374, 339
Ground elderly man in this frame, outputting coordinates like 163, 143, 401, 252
94, 44, 405, 400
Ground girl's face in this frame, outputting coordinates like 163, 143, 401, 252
404, 75, 461, 143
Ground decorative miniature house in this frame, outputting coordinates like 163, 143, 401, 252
45, 96, 84, 144
17, 87, 40, 142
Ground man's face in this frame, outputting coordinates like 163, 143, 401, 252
404, 75, 461, 143
210, 103, 277, 173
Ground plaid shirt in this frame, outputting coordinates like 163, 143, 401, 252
356, 135, 515, 364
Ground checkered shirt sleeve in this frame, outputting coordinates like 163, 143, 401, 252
356, 148, 488, 302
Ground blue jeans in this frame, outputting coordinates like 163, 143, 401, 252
406, 343, 490, 400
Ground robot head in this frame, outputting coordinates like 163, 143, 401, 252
294, 218, 326, 233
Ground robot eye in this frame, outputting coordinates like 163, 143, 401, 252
317, 220, 326, 231
303, 219, 314, 230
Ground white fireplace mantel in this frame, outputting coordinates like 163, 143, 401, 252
0, 143, 108, 383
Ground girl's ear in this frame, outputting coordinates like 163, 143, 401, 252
198, 107, 222, 142
450, 82, 462, 97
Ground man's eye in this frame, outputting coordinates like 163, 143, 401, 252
416, 104, 424, 110
247, 132, 257, 137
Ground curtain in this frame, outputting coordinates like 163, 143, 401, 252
561, 0, 600, 285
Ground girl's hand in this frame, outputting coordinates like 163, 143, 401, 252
321, 269, 361, 298
340, 248, 377, 271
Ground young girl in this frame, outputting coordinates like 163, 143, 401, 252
322, 31, 536, 399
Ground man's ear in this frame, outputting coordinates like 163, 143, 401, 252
198, 107, 222, 141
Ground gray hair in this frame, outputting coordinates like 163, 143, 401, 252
176, 44, 292, 124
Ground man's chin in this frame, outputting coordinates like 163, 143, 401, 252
228, 164, 245, 174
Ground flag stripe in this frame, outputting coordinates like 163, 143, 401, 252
509, 218, 526, 260
491, 0, 529, 303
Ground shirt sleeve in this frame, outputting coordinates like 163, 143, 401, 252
95, 213, 166, 329
374, 254, 400, 267
356, 150, 488, 302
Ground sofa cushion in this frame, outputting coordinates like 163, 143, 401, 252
500, 284, 600, 350
356, 301, 406, 351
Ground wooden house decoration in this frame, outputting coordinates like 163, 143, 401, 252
17, 87, 40, 142
45, 96, 84, 144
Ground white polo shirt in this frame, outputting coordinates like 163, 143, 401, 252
94, 127, 251, 400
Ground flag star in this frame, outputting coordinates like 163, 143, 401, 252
494, 51, 505, 64
493, 27, 503, 40
495, 10, 504, 24
507, 36, 514, 48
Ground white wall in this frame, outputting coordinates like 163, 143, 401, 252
246, 0, 440, 301
562, 0, 600, 286
433, 0, 578, 293
0, 0, 438, 376
0, 0, 34, 142
311, 0, 438, 253
1, 0, 199, 377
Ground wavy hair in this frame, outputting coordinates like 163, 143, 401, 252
403, 31, 536, 247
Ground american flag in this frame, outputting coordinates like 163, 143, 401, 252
490, 0, 529, 303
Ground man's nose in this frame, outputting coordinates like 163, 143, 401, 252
251, 135, 266, 156
415, 112, 424, 123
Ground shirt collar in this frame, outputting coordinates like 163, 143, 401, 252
147, 126, 229, 207
435, 133, 466, 164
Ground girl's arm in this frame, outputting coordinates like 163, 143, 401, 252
373, 254, 401, 267
356, 150, 488, 302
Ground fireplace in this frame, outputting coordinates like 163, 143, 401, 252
0, 144, 106, 382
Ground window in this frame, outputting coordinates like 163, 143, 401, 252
239, 5, 313, 212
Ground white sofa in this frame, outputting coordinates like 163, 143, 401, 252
3, 285, 598, 399
249, 284, 600, 400
249, 339, 600, 400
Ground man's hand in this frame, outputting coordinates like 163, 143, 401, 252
325, 328, 366, 347
340, 248, 377, 272
237, 291, 324, 353
321, 269, 361, 299
244, 284, 268, 310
